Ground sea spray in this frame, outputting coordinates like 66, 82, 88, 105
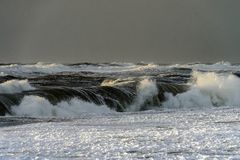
162, 72, 240, 108
0, 79, 35, 93
128, 78, 158, 111
11, 96, 113, 117
2, 63, 240, 116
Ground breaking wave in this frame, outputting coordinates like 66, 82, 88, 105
0, 62, 77, 76
1, 62, 240, 117
163, 72, 240, 108
4, 72, 240, 116
0, 61, 239, 77
129, 79, 158, 111
0, 80, 35, 93
11, 96, 113, 117
172, 61, 240, 72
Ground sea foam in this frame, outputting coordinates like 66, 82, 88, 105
0, 79, 35, 93
11, 96, 113, 117
162, 72, 240, 108
129, 78, 158, 111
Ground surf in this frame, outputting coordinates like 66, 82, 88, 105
0, 62, 240, 117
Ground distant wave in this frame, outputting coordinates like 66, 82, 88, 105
171, 61, 240, 72
0, 62, 77, 76
0, 61, 239, 77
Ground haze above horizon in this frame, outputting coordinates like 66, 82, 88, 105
0, 0, 240, 63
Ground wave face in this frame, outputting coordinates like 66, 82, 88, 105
0, 62, 240, 117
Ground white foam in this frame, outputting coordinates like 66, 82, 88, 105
0, 62, 240, 77
101, 78, 136, 86
78, 63, 138, 73
129, 79, 158, 111
122, 63, 161, 72
0, 80, 35, 93
0, 72, 7, 76
11, 96, 114, 117
172, 61, 240, 72
67, 61, 240, 73
0, 62, 77, 76
1, 106, 240, 159
0, 62, 165, 76
162, 72, 240, 108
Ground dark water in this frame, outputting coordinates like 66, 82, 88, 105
1, 62, 240, 159
0, 62, 240, 116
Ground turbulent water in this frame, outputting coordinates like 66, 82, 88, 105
1, 62, 240, 159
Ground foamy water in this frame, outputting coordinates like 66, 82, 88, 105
129, 79, 158, 111
11, 96, 113, 117
1, 62, 240, 159
6, 71, 240, 116
0, 61, 239, 77
163, 72, 240, 108
0, 79, 35, 93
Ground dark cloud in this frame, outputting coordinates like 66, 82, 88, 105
0, 0, 240, 63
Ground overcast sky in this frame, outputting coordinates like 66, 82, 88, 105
0, 0, 240, 63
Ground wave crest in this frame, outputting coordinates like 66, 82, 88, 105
162, 72, 240, 108
129, 79, 158, 111
0, 80, 35, 93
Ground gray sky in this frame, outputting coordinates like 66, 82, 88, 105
0, 0, 240, 63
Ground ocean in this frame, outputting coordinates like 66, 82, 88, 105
1, 61, 240, 159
